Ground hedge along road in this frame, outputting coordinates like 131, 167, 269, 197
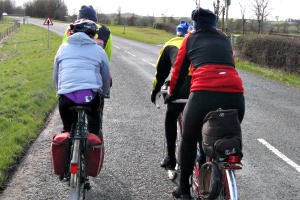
0, 18, 299, 200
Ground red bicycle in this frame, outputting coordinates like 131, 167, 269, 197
155, 82, 243, 200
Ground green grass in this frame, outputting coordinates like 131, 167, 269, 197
0, 24, 60, 188
1, 17, 17, 23
108, 25, 174, 44
236, 60, 300, 89
0, 24, 11, 32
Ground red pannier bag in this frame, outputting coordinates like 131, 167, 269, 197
50, 132, 70, 175
86, 133, 104, 177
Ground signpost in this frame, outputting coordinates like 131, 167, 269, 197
43, 16, 53, 49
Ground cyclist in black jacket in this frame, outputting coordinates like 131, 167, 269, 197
151, 20, 193, 170
170, 8, 245, 199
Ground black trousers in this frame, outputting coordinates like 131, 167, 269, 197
179, 90, 245, 187
58, 94, 103, 135
165, 102, 185, 160
165, 76, 191, 160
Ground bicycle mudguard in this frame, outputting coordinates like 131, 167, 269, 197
50, 132, 70, 175
198, 161, 222, 199
86, 133, 104, 177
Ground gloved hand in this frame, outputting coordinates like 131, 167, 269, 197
164, 94, 175, 104
151, 90, 158, 104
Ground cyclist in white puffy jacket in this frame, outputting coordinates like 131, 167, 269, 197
53, 19, 110, 136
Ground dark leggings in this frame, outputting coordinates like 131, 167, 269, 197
165, 102, 185, 159
165, 76, 191, 160
58, 94, 103, 135
179, 90, 245, 187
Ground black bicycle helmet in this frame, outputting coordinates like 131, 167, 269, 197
70, 19, 99, 37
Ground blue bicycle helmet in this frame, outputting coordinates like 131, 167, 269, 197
176, 20, 194, 37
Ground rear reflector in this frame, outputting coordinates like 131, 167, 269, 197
71, 163, 78, 174
228, 155, 242, 164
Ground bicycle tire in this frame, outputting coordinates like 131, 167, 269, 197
175, 115, 183, 163
221, 169, 238, 200
69, 140, 83, 200
190, 156, 201, 199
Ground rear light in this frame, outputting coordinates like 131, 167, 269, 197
225, 155, 243, 170
228, 155, 242, 164
71, 163, 78, 174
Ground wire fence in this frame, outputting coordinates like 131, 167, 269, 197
0, 22, 20, 41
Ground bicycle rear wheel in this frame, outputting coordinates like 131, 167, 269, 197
69, 140, 84, 200
216, 169, 238, 200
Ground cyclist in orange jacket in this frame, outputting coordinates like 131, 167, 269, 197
167, 8, 245, 199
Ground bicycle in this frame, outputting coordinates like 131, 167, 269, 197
155, 83, 242, 200
190, 149, 242, 200
67, 106, 92, 200
155, 83, 187, 181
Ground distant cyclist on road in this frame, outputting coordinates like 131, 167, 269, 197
62, 5, 113, 131
62, 5, 112, 63
53, 19, 110, 137
167, 8, 245, 199
151, 20, 193, 170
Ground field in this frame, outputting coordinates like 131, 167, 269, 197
0, 24, 60, 188
108, 25, 174, 44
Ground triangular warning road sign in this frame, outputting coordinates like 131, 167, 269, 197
43, 17, 53, 26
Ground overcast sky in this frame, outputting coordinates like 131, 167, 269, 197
15, 0, 300, 21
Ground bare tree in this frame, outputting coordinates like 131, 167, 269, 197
239, 1, 246, 34
193, 0, 200, 8
213, 0, 222, 20
225, 0, 231, 32
275, 16, 280, 33
24, 0, 67, 20
252, 0, 270, 34
116, 6, 122, 25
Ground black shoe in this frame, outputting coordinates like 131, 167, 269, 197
160, 156, 176, 170
172, 184, 191, 199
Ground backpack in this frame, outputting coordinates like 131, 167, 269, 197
202, 109, 242, 158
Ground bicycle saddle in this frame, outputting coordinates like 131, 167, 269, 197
69, 105, 92, 112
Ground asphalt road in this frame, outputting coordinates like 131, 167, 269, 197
0, 17, 299, 200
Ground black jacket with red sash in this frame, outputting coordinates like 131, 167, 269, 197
169, 28, 244, 98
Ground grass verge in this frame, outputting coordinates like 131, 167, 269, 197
0, 24, 11, 32
0, 24, 60, 188
236, 59, 300, 89
1, 17, 17, 23
108, 25, 174, 44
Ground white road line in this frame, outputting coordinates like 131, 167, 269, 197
142, 59, 156, 68
257, 138, 300, 173
125, 51, 136, 57
114, 45, 121, 49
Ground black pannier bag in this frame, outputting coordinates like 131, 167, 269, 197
202, 109, 242, 158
